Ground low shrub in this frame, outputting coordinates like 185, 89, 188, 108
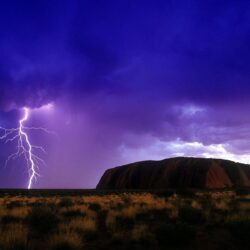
26, 206, 59, 235
84, 230, 99, 241
235, 188, 250, 196
0, 223, 28, 250
97, 210, 108, 231
179, 207, 204, 224
59, 198, 73, 208
226, 220, 250, 246
155, 190, 175, 198
136, 208, 170, 223
29, 202, 46, 208
176, 189, 196, 197
155, 222, 196, 247
1, 215, 22, 224
51, 242, 76, 250
0, 239, 28, 250
61, 210, 84, 218
49, 232, 82, 250
115, 216, 134, 230
88, 203, 101, 212
6, 201, 23, 209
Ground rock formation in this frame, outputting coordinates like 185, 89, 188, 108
97, 157, 250, 189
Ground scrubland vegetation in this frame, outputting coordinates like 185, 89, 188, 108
0, 189, 250, 249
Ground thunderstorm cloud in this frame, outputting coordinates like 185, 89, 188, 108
1, 0, 250, 187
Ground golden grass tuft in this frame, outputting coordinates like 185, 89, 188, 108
81, 217, 97, 232
49, 231, 83, 250
191, 200, 202, 210
0, 223, 28, 248
8, 207, 29, 219
131, 224, 149, 241
106, 210, 118, 230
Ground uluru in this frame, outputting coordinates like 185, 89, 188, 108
97, 157, 250, 189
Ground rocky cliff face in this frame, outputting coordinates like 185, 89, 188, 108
96, 157, 250, 189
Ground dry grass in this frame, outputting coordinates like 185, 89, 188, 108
83, 217, 97, 232
105, 213, 116, 230
0, 223, 28, 249
49, 231, 83, 250
191, 200, 202, 210
0, 190, 249, 249
131, 224, 149, 241
8, 207, 29, 219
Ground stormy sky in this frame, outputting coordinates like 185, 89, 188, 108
1, 0, 250, 188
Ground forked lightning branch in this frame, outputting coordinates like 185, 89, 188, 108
0, 107, 53, 189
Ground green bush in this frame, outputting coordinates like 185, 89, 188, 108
88, 203, 101, 212
226, 220, 250, 246
29, 202, 46, 207
0, 240, 28, 250
155, 222, 196, 247
136, 208, 170, 223
6, 201, 23, 209
50, 242, 78, 250
176, 189, 196, 197
26, 206, 59, 235
235, 188, 250, 196
58, 198, 73, 208
61, 210, 85, 218
179, 207, 204, 224
115, 216, 134, 230
155, 190, 175, 198
84, 230, 100, 241
97, 210, 108, 231
1, 215, 22, 224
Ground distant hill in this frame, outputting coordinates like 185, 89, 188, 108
96, 157, 250, 189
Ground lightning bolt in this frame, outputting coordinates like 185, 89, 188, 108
0, 107, 54, 189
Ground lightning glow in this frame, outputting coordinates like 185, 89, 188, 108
0, 107, 54, 189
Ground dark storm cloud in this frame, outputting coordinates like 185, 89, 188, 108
1, 0, 250, 187
1, 0, 250, 109
0, 63, 63, 110
0, 0, 125, 110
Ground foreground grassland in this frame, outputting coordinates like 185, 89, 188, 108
0, 190, 250, 250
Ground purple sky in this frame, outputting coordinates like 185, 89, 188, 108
1, 0, 250, 188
